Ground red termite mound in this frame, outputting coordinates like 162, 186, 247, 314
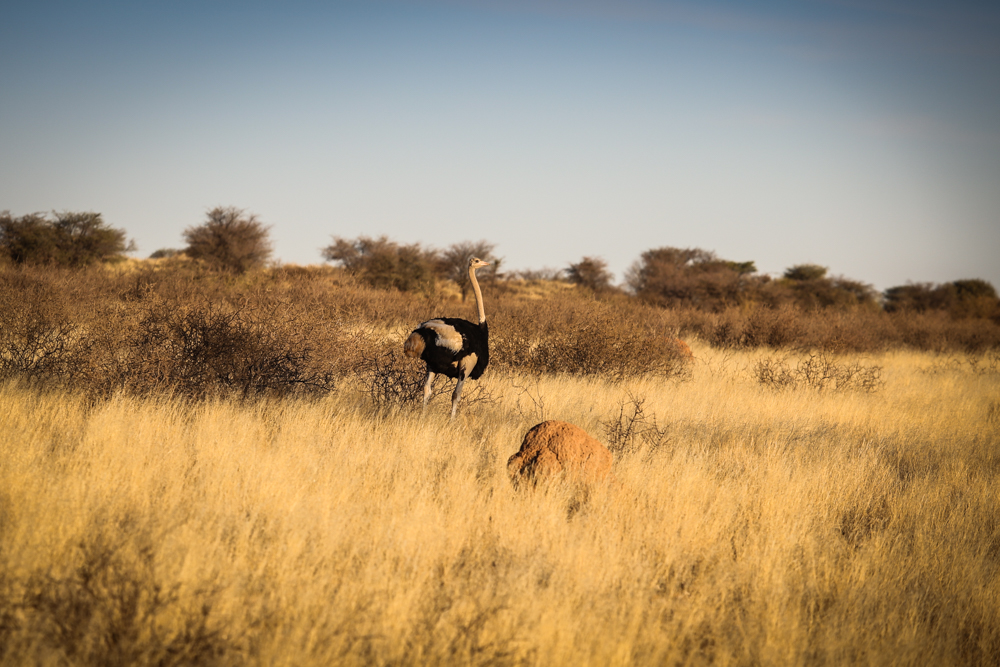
507, 420, 613, 488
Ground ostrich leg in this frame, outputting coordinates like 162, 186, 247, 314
422, 371, 436, 408
450, 376, 466, 420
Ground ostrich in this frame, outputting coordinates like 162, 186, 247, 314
404, 257, 491, 418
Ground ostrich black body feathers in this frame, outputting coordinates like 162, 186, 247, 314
409, 318, 489, 380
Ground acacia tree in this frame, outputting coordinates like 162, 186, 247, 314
322, 235, 439, 293
884, 279, 998, 319
566, 256, 614, 292
0, 213, 57, 265
0, 211, 133, 266
783, 264, 828, 282
183, 207, 272, 273
779, 264, 878, 310
439, 240, 500, 300
626, 246, 757, 310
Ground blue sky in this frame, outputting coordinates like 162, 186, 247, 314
2, 0, 998, 290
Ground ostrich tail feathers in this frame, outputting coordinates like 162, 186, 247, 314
404, 331, 425, 358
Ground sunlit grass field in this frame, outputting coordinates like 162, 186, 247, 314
2, 344, 998, 666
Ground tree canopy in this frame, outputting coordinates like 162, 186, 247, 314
183, 207, 273, 273
0, 211, 133, 266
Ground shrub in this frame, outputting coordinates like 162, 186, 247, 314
601, 394, 670, 456
753, 353, 884, 392
767, 265, 880, 311
491, 300, 692, 381
359, 346, 497, 412
322, 235, 438, 294
707, 304, 808, 350
149, 248, 182, 259
0, 211, 133, 266
0, 212, 59, 265
626, 246, 758, 311
357, 349, 430, 408
884, 279, 1000, 322
86, 301, 336, 399
2, 523, 230, 665
884, 282, 945, 313
566, 256, 614, 292
183, 207, 273, 273
783, 264, 828, 282
951, 279, 999, 319
439, 240, 501, 300
0, 266, 341, 399
505, 267, 565, 281
0, 270, 76, 381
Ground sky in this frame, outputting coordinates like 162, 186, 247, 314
1, 0, 998, 290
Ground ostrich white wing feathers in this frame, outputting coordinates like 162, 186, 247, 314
421, 319, 464, 352
456, 353, 478, 375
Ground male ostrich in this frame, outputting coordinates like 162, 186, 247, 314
404, 257, 491, 418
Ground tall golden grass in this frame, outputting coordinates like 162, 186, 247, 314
2, 344, 998, 665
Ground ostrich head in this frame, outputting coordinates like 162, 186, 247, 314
469, 257, 490, 271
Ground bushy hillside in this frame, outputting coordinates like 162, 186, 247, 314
1, 260, 998, 401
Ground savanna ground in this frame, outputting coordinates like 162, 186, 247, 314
1, 261, 999, 666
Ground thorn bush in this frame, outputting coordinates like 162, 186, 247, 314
753, 353, 884, 392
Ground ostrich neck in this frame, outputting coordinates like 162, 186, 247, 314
469, 266, 486, 324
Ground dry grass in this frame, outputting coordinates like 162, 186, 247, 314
2, 344, 998, 666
